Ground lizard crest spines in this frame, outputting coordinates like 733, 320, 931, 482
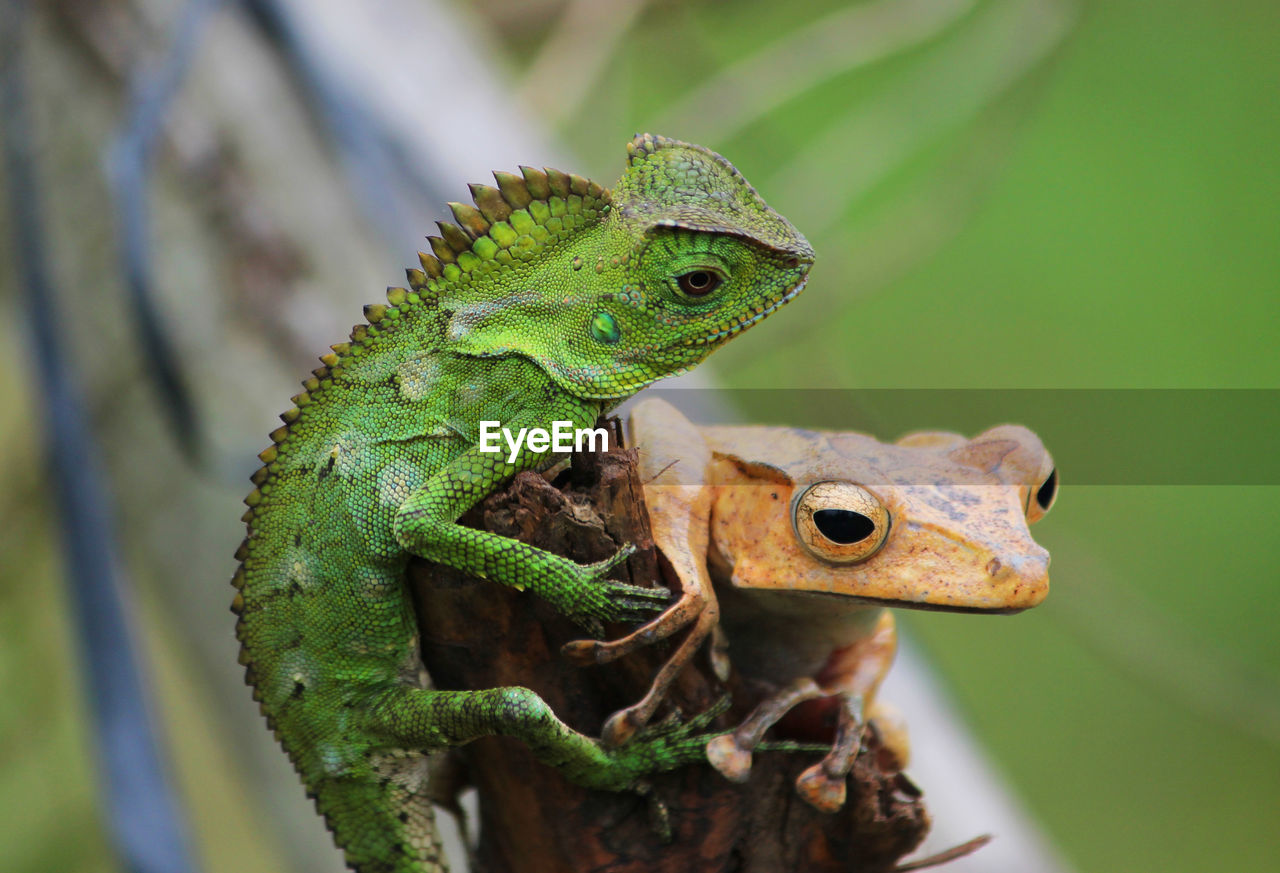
469, 183, 511, 224
521, 165, 551, 199
417, 251, 443, 278
492, 170, 532, 208
405, 269, 428, 292
424, 166, 611, 263
427, 234, 456, 265
447, 201, 489, 239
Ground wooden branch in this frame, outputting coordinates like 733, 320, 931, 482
411, 419, 929, 872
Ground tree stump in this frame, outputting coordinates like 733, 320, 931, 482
411, 419, 930, 872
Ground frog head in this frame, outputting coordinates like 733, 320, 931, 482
703, 425, 1056, 613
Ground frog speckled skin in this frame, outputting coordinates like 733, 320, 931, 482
566, 398, 1055, 810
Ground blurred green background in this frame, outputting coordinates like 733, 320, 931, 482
1, 0, 1276, 872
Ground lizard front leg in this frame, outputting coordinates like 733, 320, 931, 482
393, 417, 669, 635
363, 685, 724, 792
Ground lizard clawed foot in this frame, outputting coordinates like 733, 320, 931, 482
795, 761, 847, 812
705, 734, 754, 783
590, 696, 731, 791
540, 544, 672, 634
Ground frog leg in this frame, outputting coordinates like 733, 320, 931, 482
704, 677, 826, 782
563, 444, 719, 745
794, 694, 864, 811
596, 597, 721, 747
393, 405, 669, 634
795, 610, 900, 811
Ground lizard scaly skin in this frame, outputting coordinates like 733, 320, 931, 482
231, 134, 812, 872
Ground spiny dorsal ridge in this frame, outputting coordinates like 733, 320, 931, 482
418, 250, 442, 278
544, 167, 571, 198
520, 166, 551, 200
493, 171, 532, 209
448, 202, 489, 240
469, 183, 511, 224
419, 162, 613, 282
436, 220, 473, 254
428, 235, 456, 264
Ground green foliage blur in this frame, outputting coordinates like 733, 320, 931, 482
505, 0, 1278, 870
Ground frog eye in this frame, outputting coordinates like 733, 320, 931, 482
1025, 467, 1058, 523
792, 482, 891, 564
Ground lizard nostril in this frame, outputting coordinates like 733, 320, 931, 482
986, 558, 1002, 577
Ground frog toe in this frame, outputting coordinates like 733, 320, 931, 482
795, 762, 847, 812
706, 735, 753, 782
602, 708, 643, 748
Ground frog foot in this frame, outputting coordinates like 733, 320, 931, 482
795, 761, 847, 812
559, 638, 605, 665
601, 706, 646, 748
705, 734, 753, 783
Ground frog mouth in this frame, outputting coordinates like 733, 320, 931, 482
801, 589, 1030, 615
681, 277, 809, 347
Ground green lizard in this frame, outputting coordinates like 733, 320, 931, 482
231, 133, 813, 873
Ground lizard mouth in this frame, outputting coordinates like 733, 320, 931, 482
681, 276, 809, 347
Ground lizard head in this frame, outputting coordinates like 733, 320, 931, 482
569, 133, 814, 397
419, 134, 812, 400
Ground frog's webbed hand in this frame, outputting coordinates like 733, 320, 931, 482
705, 677, 826, 782
793, 611, 902, 811
794, 693, 865, 812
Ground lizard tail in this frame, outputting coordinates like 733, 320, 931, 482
313, 775, 448, 873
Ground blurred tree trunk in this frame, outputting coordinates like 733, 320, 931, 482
1, 2, 405, 871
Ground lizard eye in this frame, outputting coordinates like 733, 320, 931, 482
675, 269, 723, 297
792, 482, 891, 564
1025, 467, 1058, 523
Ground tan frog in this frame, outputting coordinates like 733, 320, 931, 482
565, 398, 1056, 811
